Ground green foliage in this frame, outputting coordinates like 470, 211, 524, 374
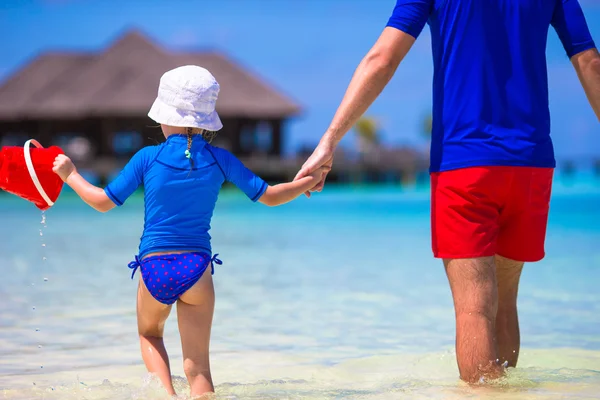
422, 113, 432, 137
354, 116, 379, 144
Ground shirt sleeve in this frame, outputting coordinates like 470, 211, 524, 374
386, 0, 433, 39
211, 147, 268, 202
104, 147, 153, 206
551, 0, 596, 58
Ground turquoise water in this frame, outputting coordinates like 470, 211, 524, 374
1, 176, 599, 399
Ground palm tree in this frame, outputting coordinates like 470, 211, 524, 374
354, 116, 379, 158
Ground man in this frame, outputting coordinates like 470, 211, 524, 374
295, 0, 600, 383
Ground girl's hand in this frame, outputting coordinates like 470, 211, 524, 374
52, 154, 77, 182
307, 165, 331, 186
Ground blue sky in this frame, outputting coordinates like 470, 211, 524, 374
1, 0, 599, 164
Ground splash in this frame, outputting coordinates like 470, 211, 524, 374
40, 210, 47, 270
35, 210, 48, 373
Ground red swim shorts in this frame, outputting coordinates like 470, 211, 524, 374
431, 166, 553, 262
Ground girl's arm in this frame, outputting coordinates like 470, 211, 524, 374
53, 154, 115, 212
65, 172, 115, 212
198, 146, 327, 206
258, 168, 326, 207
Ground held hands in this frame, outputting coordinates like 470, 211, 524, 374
307, 165, 332, 188
52, 154, 77, 182
294, 140, 335, 198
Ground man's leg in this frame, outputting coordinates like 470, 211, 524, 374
493, 167, 553, 367
494, 255, 524, 367
431, 167, 513, 383
444, 257, 504, 383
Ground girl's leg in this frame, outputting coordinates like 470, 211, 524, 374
137, 278, 176, 396
177, 266, 215, 397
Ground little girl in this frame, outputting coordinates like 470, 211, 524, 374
52, 65, 326, 398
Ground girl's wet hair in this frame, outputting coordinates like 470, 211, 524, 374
185, 127, 195, 170
185, 127, 218, 173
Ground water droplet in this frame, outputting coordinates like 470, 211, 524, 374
31, 283, 35, 286
43, 278, 48, 282
38, 345, 42, 348
35, 328, 40, 332
32, 306, 36, 310
41, 244, 46, 247
42, 257, 47, 261
40, 366, 43, 369
39, 230, 43, 236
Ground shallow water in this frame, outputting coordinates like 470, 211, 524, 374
1, 177, 599, 399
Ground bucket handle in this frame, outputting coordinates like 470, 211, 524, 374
24, 139, 54, 207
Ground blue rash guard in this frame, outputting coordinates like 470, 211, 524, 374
386, 0, 596, 172
105, 134, 268, 259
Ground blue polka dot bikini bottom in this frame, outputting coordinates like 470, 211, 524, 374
128, 252, 222, 305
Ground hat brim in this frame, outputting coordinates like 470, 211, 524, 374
148, 97, 223, 131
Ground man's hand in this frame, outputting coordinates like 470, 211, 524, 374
294, 140, 336, 198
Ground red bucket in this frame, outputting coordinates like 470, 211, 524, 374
0, 139, 65, 211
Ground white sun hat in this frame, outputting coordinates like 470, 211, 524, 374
148, 65, 223, 131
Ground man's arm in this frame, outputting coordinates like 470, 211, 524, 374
321, 27, 415, 148
294, 0, 432, 195
572, 48, 600, 121
294, 27, 417, 197
295, 0, 434, 197
551, 0, 598, 119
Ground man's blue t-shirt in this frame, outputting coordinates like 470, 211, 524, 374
104, 134, 268, 259
387, 0, 596, 172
